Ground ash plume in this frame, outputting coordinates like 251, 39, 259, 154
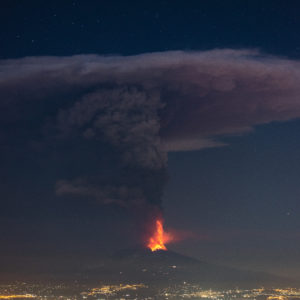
1, 49, 300, 215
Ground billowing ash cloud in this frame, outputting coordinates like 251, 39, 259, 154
1, 49, 300, 210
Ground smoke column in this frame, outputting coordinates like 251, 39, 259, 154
1, 49, 300, 243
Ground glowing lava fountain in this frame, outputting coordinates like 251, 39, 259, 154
147, 219, 172, 252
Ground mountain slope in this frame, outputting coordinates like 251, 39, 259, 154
84, 248, 298, 288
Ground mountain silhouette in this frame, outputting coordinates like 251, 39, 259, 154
83, 247, 298, 288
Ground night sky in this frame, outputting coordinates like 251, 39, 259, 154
1, 0, 300, 280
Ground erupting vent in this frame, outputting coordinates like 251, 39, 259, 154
147, 219, 172, 252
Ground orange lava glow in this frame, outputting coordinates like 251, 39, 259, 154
147, 219, 172, 252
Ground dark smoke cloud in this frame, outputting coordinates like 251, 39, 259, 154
1, 49, 300, 209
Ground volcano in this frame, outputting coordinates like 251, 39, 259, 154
84, 248, 298, 288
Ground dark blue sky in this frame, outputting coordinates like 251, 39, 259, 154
1, 0, 300, 279
1, 0, 300, 58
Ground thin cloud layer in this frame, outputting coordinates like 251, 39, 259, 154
1, 49, 300, 208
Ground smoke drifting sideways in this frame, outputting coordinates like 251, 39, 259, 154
1, 49, 300, 242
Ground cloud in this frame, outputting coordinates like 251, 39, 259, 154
55, 179, 145, 206
1, 49, 300, 208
